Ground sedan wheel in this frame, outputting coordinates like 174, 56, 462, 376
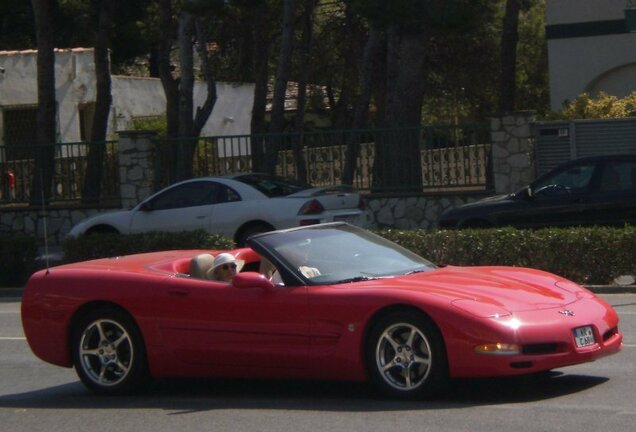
366, 311, 448, 399
72, 308, 147, 394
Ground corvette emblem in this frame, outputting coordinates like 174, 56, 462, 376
559, 310, 575, 317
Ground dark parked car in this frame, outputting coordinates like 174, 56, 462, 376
438, 154, 636, 229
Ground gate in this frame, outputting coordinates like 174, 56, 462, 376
534, 118, 636, 175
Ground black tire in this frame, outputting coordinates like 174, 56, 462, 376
72, 307, 147, 395
236, 223, 272, 246
86, 225, 120, 235
365, 310, 448, 399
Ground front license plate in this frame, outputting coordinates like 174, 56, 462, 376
573, 326, 595, 347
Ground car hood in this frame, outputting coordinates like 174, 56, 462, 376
357, 265, 586, 313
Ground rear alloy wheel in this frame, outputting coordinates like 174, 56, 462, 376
72, 307, 147, 394
366, 311, 448, 399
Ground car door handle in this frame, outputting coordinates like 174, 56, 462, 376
168, 288, 190, 296
195, 215, 206, 219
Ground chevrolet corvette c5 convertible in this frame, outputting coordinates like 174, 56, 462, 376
21, 223, 623, 398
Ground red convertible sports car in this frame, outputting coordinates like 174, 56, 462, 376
22, 223, 623, 398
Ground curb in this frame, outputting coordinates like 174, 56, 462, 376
0, 288, 24, 299
584, 285, 636, 294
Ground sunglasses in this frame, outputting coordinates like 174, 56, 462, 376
221, 263, 237, 270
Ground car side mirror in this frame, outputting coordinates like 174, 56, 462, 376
525, 186, 534, 199
232, 272, 275, 292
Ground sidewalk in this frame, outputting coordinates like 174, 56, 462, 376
0, 287, 24, 299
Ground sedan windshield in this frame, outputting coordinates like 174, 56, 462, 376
254, 224, 436, 284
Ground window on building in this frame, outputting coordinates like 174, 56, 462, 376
2, 105, 38, 161
78, 102, 95, 141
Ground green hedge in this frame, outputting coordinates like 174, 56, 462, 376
0, 234, 37, 287
9, 226, 636, 287
63, 230, 235, 264
379, 226, 636, 285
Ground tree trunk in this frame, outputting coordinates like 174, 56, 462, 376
156, 0, 179, 184
500, 0, 520, 113
372, 26, 425, 192
292, 0, 315, 184
331, 4, 357, 130
82, 0, 115, 204
249, 0, 269, 172
192, 18, 217, 137
176, 11, 195, 180
342, 27, 382, 185
30, 0, 57, 205
266, 0, 296, 175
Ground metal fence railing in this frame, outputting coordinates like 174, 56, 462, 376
0, 141, 119, 205
0, 125, 490, 206
156, 124, 491, 193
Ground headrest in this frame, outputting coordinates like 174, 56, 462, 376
189, 253, 215, 279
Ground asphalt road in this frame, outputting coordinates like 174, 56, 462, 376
0, 294, 634, 432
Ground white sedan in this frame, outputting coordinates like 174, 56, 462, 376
68, 173, 372, 245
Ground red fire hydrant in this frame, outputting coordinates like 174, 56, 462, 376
5, 169, 15, 201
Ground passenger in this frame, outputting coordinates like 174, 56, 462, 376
208, 253, 245, 282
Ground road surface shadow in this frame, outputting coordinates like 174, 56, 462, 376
0, 371, 609, 413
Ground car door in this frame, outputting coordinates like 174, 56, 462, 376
204, 183, 246, 237
157, 276, 309, 370
582, 159, 636, 225
506, 161, 598, 227
129, 181, 219, 233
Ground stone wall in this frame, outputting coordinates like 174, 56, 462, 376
490, 111, 536, 194
366, 193, 486, 230
0, 114, 536, 245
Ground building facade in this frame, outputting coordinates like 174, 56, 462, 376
0, 48, 254, 153
547, 0, 636, 110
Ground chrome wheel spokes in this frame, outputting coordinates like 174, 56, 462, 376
375, 323, 432, 391
79, 319, 134, 387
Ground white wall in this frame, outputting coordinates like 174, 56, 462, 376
0, 48, 97, 143
547, 0, 626, 24
548, 34, 636, 108
111, 77, 254, 138
546, 0, 636, 110
0, 48, 254, 146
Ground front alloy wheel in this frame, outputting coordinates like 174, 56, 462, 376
72, 308, 147, 394
367, 311, 448, 399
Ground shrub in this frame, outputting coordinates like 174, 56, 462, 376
548, 91, 636, 119
53, 226, 636, 286
63, 230, 235, 263
378, 226, 636, 285
0, 234, 37, 287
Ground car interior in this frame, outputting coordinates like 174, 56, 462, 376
166, 249, 268, 282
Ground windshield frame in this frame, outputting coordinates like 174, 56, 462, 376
249, 223, 437, 286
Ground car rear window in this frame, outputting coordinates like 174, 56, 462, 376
235, 174, 311, 197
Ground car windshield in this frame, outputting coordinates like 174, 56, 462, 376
234, 173, 312, 197
253, 224, 436, 284
532, 163, 596, 192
